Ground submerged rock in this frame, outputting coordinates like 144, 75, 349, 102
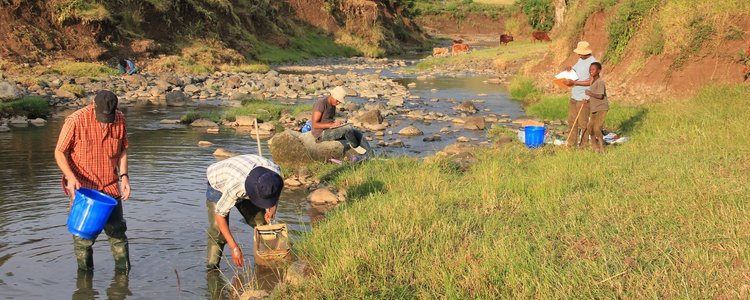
190, 119, 218, 127
454, 101, 478, 114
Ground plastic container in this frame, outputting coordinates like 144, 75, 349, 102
67, 188, 118, 239
524, 126, 546, 149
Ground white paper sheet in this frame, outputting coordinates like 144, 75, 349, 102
554, 70, 578, 80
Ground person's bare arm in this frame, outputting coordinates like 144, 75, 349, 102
118, 150, 130, 200
264, 204, 277, 223
311, 110, 341, 129
567, 78, 593, 87
214, 214, 244, 267
585, 89, 604, 99
54, 121, 79, 202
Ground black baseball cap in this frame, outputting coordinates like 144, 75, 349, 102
94, 90, 118, 123
244, 167, 283, 209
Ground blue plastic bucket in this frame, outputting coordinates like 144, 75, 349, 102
524, 126, 546, 149
67, 188, 118, 239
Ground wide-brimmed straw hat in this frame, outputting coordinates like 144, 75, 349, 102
329, 86, 348, 104
573, 41, 593, 55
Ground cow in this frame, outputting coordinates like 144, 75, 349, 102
532, 31, 551, 42
432, 47, 449, 57
451, 43, 470, 55
500, 34, 514, 45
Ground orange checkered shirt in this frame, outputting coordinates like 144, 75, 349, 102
56, 105, 128, 198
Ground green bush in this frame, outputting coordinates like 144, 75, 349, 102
604, 0, 660, 63
517, 0, 554, 32
642, 22, 665, 56
0, 96, 51, 119
508, 76, 539, 103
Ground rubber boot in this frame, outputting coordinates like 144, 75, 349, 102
73, 236, 95, 271
206, 201, 227, 270
104, 199, 130, 272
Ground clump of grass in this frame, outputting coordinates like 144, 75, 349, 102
283, 84, 750, 298
0, 96, 51, 118
219, 64, 270, 74
51, 61, 118, 77
60, 84, 86, 97
180, 111, 222, 124
604, 0, 660, 63
507, 76, 540, 103
410, 41, 549, 72
225, 99, 312, 123
671, 16, 714, 70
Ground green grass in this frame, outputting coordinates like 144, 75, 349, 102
255, 31, 360, 63
0, 96, 51, 119
507, 76, 539, 103
525, 94, 645, 133
219, 63, 270, 73
412, 0, 513, 19
225, 100, 312, 123
278, 84, 750, 298
51, 61, 119, 77
411, 41, 549, 72
59, 84, 86, 97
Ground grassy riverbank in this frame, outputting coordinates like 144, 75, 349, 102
281, 84, 750, 298
410, 41, 549, 72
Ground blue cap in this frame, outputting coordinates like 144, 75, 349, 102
244, 167, 283, 209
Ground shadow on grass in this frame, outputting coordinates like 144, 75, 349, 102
618, 107, 648, 136
347, 180, 385, 201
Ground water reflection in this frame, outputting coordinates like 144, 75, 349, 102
73, 270, 131, 300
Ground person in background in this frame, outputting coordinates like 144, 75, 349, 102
205, 154, 283, 269
311, 86, 371, 157
118, 59, 138, 76
565, 41, 598, 148
585, 62, 608, 153
54, 90, 131, 272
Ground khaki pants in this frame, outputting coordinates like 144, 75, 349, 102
73, 198, 130, 271
588, 110, 608, 152
567, 99, 590, 147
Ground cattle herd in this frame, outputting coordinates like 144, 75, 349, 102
432, 31, 552, 57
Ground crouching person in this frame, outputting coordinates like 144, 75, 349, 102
205, 154, 283, 269
311, 86, 371, 157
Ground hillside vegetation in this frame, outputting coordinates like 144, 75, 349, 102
0, 0, 427, 69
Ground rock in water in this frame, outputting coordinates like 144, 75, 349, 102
190, 119, 219, 127
398, 125, 423, 136
308, 188, 338, 204
0, 81, 22, 101
463, 116, 486, 130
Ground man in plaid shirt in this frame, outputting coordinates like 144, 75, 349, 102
54, 90, 131, 272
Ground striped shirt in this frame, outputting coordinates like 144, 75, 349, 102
55, 105, 128, 198
206, 155, 281, 216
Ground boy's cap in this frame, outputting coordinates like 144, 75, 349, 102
94, 90, 118, 123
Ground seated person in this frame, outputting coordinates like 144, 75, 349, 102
118, 59, 138, 76
311, 86, 371, 156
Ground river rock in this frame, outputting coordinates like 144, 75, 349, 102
0, 125, 9, 132
9, 116, 28, 126
456, 136, 470, 143
398, 125, 423, 136
284, 178, 303, 187
213, 148, 239, 158
198, 141, 213, 147
386, 96, 404, 107
55, 88, 77, 99
308, 188, 338, 204
184, 84, 200, 94
29, 118, 47, 126
463, 116, 486, 130
454, 101, 478, 114
160, 119, 181, 124
0, 81, 22, 101
165, 91, 188, 106
124, 74, 147, 87
443, 142, 475, 154
235, 116, 257, 127
190, 119, 219, 127
423, 135, 441, 142
350, 110, 383, 126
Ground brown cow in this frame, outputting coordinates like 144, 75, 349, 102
451, 43, 470, 55
532, 31, 551, 42
433, 47, 449, 57
500, 34, 514, 45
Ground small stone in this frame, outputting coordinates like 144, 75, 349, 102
198, 141, 213, 147
398, 125, 423, 136
213, 148, 238, 158
29, 118, 47, 126
284, 178, 302, 187
457, 136, 470, 142
160, 119, 181, 124
390, 139, 404, 147
207, 128, 220, 133
407, 82, 417, 88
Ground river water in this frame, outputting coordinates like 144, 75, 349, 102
0, 68, 523, 298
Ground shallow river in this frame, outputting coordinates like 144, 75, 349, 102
0, 67, 523, 299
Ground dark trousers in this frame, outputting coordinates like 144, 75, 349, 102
73, 198, 130, 271
205, 184, 266, 269
320, 125, 371, 154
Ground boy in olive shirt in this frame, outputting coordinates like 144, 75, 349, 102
585, 62, 608, 153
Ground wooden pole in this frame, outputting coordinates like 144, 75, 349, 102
254, 118, 262, 156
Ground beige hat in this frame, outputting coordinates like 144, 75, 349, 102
573, 41, 592, 55
329, 86, 347, 103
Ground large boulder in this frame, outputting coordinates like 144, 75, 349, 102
398, 125, 423, 136
165, 91, 188, 106
350, 110, 383, 126
454, 101, 478, 114
0, 81, 22, 101
308, 188, 339, 204
463, 116, 486, 130
235, 115, 257, 127
269, 130, 347, 168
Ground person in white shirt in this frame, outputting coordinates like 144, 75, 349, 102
564, 41, 598, 148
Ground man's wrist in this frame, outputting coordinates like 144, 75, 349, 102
119, 173, 129, 179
